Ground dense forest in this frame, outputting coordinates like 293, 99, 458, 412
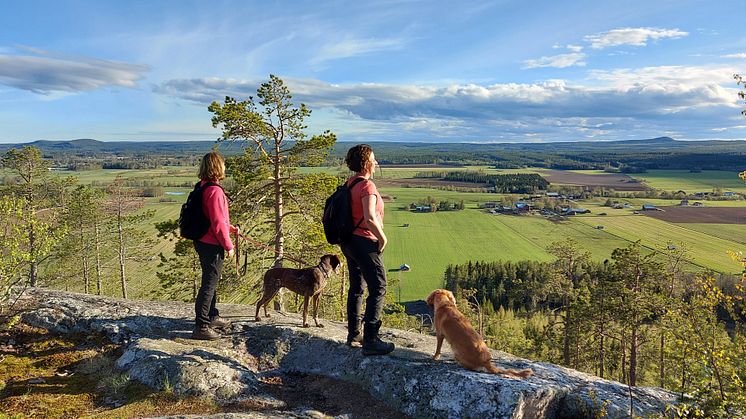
3, 136, 746, 171
444, 240, 746, 417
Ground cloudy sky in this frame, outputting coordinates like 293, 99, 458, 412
1, 0, 745, 143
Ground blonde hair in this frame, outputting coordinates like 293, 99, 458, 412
198, 151, 226, 181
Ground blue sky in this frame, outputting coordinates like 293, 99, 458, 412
1, 0, 745, 143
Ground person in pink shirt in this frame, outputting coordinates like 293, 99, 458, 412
192, 151, 238, 340
341, 144, 394, 356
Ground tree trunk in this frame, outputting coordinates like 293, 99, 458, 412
630, 327, 638, 387
117, 209, 128, 299
272, 151, 285, 311
563, 297, 571, 366
94, 219, 103, 295
80, 221, 90, 294
83, 255, 90, 294
598, 326, 605, 379
659, 333, 665, 388
621, 333, 627, 384
28, 222, 37, 287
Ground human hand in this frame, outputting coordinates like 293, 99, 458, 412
228, 248, 235, 258
378, 236, 388, 253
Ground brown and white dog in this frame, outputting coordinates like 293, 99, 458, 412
426, 289, 533, 378
255, 254, 342, 328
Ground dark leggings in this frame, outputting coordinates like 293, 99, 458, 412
194, 240, 224, 327
341, 235, 387, 325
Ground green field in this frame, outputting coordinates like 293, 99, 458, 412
676, 223, 746, 245
22, 165, 746, 303
632, 170, 746, 194
572, 213, 743, 273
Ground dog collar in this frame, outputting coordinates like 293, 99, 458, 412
317, 263, 330, 279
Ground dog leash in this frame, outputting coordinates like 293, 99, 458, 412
233, 228, 311, 266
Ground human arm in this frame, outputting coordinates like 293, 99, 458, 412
202, 186, 235, 252
362, 194, 387, 252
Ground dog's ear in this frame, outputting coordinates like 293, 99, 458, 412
331, 255, 341, 273
426, 290, 436, 306
445, 290, 457, 305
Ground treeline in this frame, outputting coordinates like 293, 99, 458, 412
444, 240, 746, 417
443, 172, 549, 193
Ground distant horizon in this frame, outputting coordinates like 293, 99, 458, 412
4, 136, 746, 147
1, 1, 745, 143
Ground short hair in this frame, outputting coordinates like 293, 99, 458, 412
344, 144, 374, 173
198, 151, 226, 181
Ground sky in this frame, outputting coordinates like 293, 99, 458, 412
1, 0, 745, 143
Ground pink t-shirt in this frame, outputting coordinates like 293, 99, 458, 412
198, 180, 235, 251
348, 176, 384, 240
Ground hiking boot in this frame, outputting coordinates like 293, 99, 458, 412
362, 321, 395, 356
210, 316, 231, 330
346, 331, 363, 347
346, 317, 363, 347
192, 325, 220, 340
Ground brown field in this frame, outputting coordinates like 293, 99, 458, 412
376, 178, 489, 189
542, 170, 648, 191
643, 206, 746, 224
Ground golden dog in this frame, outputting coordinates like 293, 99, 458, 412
426, 289, 533, 378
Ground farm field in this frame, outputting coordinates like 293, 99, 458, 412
677, 224, 746, 245
642, 206, 746, 224
572, 213, 743, 274
632, 170, 746, 194
26, 165, 746, 303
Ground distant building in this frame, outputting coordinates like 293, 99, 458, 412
561, 207, 590, 216
642, 204, 657, 211
415, 205, 432, 212
515, 202, 533, 211
724, 191, 735, 197
545, 192, 560, 198
483, 201, 498, 208
679, 198, 689, 206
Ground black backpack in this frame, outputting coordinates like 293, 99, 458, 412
322, 177, 367, 245
179, 181, 222, 240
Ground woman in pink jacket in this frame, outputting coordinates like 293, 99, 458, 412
192, 151, 238, 340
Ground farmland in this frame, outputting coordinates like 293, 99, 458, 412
17, 164, 745, 302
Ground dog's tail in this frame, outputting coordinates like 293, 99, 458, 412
486, 364, 533, 378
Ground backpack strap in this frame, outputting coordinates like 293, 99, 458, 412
348, 177, 369, 232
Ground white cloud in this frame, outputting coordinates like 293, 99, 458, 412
311, 37, 406, 65
585, 27, 688, 49
522, 52, 587, 69
721, 53, 746, 59
0, 49, 148, 94
567, 44, 583, 53
154, 64, 742, 142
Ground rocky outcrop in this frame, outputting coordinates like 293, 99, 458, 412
17, 288, 679, 418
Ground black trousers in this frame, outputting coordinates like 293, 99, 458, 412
194, 240, 224, 327
341, 234, 387, 325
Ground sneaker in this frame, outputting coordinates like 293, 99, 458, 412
210, 316, 231, 330
192, 325, 220, 340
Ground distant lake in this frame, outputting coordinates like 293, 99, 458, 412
165, 191, 185, 196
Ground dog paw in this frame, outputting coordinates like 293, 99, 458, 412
316, 323, 325, 328
432, 354, 441, 361
254, 317, 261, 322
302, 323, 310, 328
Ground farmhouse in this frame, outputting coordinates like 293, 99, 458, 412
641, 204, 663, 211
515, 201, 533, 211
561, 207, 590, 216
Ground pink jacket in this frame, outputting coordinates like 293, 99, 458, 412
198, 181, 236, 251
